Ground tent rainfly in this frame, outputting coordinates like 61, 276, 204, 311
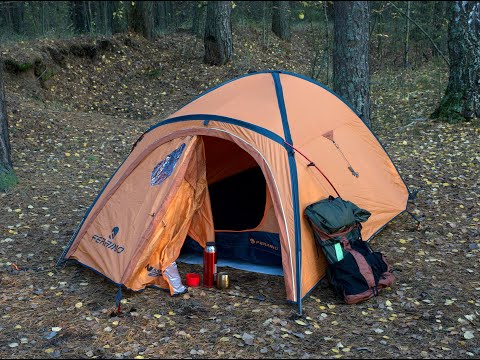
57, 70, 409, 314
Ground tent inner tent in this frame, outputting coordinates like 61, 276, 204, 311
180, 136, 284, 274
57, 71, 409, 314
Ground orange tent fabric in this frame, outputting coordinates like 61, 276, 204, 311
58, 71, 409, 314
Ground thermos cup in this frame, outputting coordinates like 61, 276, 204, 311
216, 272, 229, 290
203, 242, 217, 287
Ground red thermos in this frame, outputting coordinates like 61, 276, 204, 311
203, 242, 217, 287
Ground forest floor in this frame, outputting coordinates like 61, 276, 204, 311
0, 29, 479, 359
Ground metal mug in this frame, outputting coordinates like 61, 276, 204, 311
216, 272, 229, 290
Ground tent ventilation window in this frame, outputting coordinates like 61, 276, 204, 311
151, 143, 186, 186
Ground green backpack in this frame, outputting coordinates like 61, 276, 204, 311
305, 196, 395, 304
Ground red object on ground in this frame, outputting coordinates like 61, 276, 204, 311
186, 273, 201, 287
203, 242, 217, 287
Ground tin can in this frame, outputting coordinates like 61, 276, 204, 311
203, 242, 217, 287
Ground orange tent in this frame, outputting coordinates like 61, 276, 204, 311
58, 71, 409, 314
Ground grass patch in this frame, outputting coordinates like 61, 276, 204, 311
145, 68, 163, 79
86, 154, 98, 162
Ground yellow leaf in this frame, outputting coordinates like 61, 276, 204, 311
154, 314, 161, 319
295, 320, 307, 326
65, 152, 71, 157
45, 348, 54, 354
75, 302, 83, 309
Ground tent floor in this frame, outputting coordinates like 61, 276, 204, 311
177, 253, 284, 277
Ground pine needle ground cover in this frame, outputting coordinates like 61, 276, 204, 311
1, 31, 479, 359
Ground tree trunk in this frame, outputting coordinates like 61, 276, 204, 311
0, 60, 17, 191
333, 1, 371, 126
204, 1, 233, 66
432, 1, 480, 122
12, 1, 25, 35
111, 1, 125, 34
156, 1, 172, 32
404, 1, 411, 68
272, 1, 290, 41
71, 1, 89, 34
130, 1, 154, 40
192, 1, 205, 37
102, 1, 113, 35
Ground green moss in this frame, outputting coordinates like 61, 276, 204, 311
0, 169, 18, 192
431, 93, 467, 124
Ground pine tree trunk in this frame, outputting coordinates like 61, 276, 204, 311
432, 1, 480, 122
12, 1, 25, 35
0, 60, 17, 190
272, 1, 291, 41
130, 1, 154, 40
71, 1, 89, 34
204, 1, 233, 66
404, 1, 411, 68
155, 1, 172, 31
192, 1, 206, 38
333, 1, 371, 126
111, 1, 125, 34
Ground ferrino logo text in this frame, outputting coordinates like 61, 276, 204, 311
249, 238, 279, 251
91, 227, 125, 254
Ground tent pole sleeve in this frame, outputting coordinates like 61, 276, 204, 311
272, 71, 303, 315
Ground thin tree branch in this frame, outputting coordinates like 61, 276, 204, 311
388, 1, 450, 66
